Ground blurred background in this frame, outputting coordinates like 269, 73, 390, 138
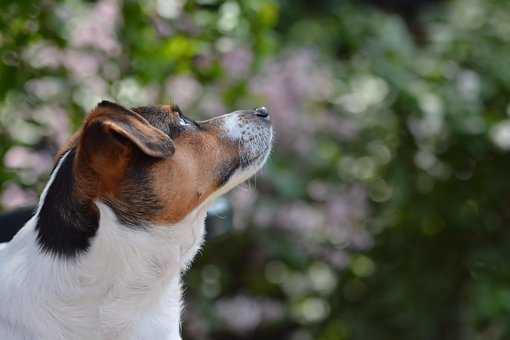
1, 0, 510, 339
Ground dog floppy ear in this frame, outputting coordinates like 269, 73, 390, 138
76, 101, 174, 194
85, 100, 175, 158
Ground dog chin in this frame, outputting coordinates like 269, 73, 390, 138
234, 139, 272, 184
210, 131, 272, 206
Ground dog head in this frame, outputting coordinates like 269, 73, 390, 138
67, 101, 272, 226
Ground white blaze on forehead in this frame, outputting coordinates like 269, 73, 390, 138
222, 113, 242, 140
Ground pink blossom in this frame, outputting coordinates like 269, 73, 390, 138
0, 183, 38, 210
215, 296, 284, 333
4, 147, 53, 177
231, 186, 258, 230
166, 76, 202, 110
222, 47, 253, 79
23, 43, 61, 69
69, 0, 121, 55
32, 106, 71, 146
62, 50, 102, 79
198, 89, 226, 117
250, 49, 337, 155
25, 78, 63, 99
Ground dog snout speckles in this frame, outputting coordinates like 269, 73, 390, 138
218, 110, 272, 168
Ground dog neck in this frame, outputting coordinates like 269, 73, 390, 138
0, 151, 208, 339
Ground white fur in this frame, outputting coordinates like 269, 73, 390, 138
222, 112, 243, 140
0, 202, 206, 340
0, 110, 271, 340
0, 155, 209, 340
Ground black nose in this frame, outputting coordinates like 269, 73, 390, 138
255, 107, 269, 118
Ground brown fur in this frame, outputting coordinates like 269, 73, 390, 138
61, 101, 240, 226
151, 130, 239, 223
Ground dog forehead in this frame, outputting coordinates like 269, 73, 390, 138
131, 105, 175, 130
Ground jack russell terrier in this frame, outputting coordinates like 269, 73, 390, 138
0, 101, 272, 340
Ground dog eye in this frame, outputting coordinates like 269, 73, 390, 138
177, 116, 190, 126
178, 113, 195, 127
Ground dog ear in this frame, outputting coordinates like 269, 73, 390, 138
76, 101, 175, 194
84, 100, 175, 158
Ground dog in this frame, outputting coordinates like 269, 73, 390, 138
0, 101, 272, 340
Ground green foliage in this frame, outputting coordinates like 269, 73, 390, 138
1, 0, 510, 339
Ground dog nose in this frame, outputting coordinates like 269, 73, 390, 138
254, 107, 270, 119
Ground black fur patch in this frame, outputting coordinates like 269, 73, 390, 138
35, 149, 99, 258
